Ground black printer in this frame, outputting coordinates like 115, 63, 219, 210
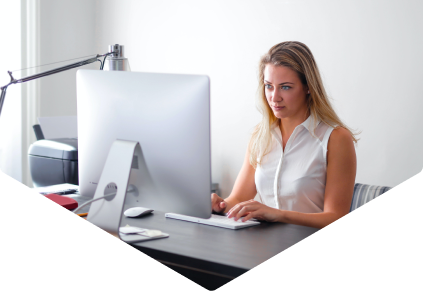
28, 138, 79, 187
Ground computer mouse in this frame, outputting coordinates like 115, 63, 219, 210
124, 207, 154, 218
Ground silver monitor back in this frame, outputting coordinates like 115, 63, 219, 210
76, 70, 211, 218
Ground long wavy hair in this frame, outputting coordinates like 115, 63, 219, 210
249, 41, 359, 168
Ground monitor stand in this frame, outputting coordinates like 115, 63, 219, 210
87, 139, 144, 240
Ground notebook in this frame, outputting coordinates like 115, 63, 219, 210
44, 194, 78, 210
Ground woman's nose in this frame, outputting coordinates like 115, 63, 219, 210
270, 89, 281, 102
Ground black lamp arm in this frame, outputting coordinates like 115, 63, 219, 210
0, 86, 7, 119
0, 51, 115, 119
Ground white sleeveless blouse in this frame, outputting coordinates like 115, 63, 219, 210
255, 116, 334, 213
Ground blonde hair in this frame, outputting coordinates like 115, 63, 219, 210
249, 41, 358, 168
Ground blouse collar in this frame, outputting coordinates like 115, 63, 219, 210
271, 114, 321, 136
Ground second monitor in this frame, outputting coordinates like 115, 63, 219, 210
76, 70, 212, 218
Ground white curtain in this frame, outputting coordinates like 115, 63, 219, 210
0, 1, 22, 182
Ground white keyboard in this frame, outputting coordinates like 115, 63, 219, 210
165, 213, 260, 230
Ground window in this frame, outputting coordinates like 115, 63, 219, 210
0, 1, 22, 182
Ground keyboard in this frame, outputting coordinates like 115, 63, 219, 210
33, 184, 79, 196
39, 189, 78, 195
165, 213, 260, 230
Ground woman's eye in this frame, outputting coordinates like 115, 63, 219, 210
265, 84, 272, 89
281, 86, 290, 90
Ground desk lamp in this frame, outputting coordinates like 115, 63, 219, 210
0, 44, 130, 119
0, 45, 138, 241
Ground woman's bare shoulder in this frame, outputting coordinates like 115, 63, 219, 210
330, 127, 353, 143
327, 127, 355, 158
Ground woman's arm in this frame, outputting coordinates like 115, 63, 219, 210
228, 127, 356, 228
212, 147, 257, 214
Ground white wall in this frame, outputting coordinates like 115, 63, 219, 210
93, 0, 422, 197
15, 0, 97, 186
33, 0, 422, 196
38, 0, 97, 117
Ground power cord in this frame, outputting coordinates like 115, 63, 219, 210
100, 52, 115, 70
73, 186, 135, 215
100, 55, 108, 70
73, 193, 115, 214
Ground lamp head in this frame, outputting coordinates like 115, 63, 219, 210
103, 44, 131, 71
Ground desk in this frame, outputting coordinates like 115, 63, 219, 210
119, 210, 319, 290
34, 186, 318, 290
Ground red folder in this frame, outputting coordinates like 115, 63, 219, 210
44, 194, 78, 210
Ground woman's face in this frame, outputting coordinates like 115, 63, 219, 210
264, 64, 309, 119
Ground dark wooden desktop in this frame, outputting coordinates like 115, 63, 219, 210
119, 210, 319, 290
69, 194, 318, 290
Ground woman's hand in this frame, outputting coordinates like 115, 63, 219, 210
227, 200, 282, 222
211, 193, 227, 214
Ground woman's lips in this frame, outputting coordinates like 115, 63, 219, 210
272, 106, 285, 111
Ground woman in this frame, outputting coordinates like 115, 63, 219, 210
211, 41, 357, 229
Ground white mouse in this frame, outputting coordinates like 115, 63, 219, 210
124, 207, 154, 218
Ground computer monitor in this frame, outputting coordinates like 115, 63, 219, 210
76, 69, 211, 219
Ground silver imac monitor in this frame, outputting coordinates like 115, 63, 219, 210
76, 69, 211, 218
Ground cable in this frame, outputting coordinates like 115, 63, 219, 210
73, 192, 116, 215
10, 54, 99, 73
73, 186, 135, 215
10, 49, 117, 73
100, 53, 112, 70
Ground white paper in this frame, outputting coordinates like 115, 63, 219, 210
119, 226, 148, 234
120, 226, 163, 237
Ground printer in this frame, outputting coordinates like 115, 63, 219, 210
28, 125, 221, 193
28, 138, 79, 187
